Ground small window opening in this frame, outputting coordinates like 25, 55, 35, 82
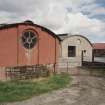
22, 31, 37, 49
68, 46, 76, 57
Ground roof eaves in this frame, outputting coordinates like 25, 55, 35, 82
0, 22, 61, 41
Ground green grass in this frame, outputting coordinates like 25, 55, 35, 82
0, 74, 71, 103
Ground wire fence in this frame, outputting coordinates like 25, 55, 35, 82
0, 61, 105, 81
55, 61, 105, 77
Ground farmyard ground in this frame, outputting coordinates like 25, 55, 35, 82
5, 76, 105, 105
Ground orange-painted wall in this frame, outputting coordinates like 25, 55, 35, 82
0, 28, 17, 67
0, 24, 60, 67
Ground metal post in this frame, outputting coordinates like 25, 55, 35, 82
67, 61, 69, 73
54, 63, 56, 74
92, 49, 94, 62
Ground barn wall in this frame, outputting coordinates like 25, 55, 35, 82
38, 28, 56, 64
17, 25, 39, 66
17, 25, 60, 66
0, 24, 60, 67
0, 28, 17, 67
0, 24, 60, 80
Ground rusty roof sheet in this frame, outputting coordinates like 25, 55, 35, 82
0, 20, 61, 41
93, 43, 105, 49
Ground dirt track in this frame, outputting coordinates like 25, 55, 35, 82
7, 76, 105, 105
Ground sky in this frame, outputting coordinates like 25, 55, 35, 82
0, 0, 105, 43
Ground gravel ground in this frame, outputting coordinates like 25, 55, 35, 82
5, 76, 105, 105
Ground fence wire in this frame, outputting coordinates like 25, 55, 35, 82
55, 61, 105, 77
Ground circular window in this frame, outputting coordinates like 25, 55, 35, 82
22, 31, 37, 49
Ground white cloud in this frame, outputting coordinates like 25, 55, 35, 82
54, 12, 105, 36
89, 7, 105, 17
94, 7, 105, 14
0, 0, 105, 42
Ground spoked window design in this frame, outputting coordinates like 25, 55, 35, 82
22, 31, 37, 49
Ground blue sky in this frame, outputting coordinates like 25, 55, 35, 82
0, 0, 105, 43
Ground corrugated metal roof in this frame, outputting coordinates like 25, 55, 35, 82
57, 34, 68, 40
57, 34, 93, 47
93, 43, 105, 49
0, 20, 61, 41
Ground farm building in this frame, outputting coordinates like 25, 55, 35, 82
58, 34, 93, 67
0, 20, 61, 80
0, 20, 96, 80
93, 43, 105, 57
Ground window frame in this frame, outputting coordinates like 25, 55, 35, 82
21, 30, 38, 49
68, 46, 76, 57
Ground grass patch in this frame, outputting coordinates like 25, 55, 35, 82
0, 74, 71, 103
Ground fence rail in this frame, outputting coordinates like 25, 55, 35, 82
56, 61, 105, 77
0, 61, 105, 81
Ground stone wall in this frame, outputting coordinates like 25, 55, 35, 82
60, 35, 93, 67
